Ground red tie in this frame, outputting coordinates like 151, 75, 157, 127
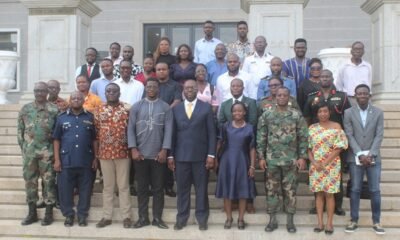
87, 65, 92, 77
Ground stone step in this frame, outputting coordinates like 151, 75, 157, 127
2, 204, 400, 228
1, 190, 400, 212
384, 112, 400, 120
1, 178, 400, 197
384, 129, 400, 138
0, 146, 21, 156
384, 120, 400, 128
0, 111, 18, 119
0, 119, 17, 127
0, 127, 17, 136
382, 138, 400, 147
0, 136, 17, 145
0, 104, 21, 111
1, 219, 399, 240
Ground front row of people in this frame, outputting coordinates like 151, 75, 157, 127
17, 79, 384, 234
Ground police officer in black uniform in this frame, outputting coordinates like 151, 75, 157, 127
53, 91, 98, 227
303, 69, 351, 216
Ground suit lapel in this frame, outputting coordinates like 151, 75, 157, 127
352, 106, 363, 128
364, 106, 375, 129
190, 100, 201, 121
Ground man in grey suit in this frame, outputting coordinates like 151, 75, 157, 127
168, 79, 216, 231
343, 84, 385, 235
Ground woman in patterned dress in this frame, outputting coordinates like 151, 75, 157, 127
308, 102, 348, 235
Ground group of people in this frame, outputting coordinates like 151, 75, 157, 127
17, 19, 384, 235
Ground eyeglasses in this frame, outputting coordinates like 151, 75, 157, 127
310, 66, 322, 71
268, 84, 281, 88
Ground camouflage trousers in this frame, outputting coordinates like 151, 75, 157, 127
266, 164, 298, 214
22, 147, 56, 205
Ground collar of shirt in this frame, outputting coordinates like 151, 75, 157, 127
116, 77, 136, 84
253, 51, 271, 59
232, 95, 244, 103
202, 37, 217, 43
235, 39, 251, 46
184, 98, 198, 109
345, 59, 369, 67
357, 104, 370, 112
66, 108, 87, 116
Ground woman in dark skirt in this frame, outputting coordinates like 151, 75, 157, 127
215, 102, 256, 230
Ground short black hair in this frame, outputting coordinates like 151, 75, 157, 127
86, 47, 98, 54
268, 76, 283, 85
204, 20, 215, 26
355, 84, 370, 94
231, 101, 247, 114
101, 58, 113, 65
146, 77, 159, 86
315, 101, 330, 112
120, 59, 132, 67
237, 21, 248, 27
351, 41, 364, 48
109, 42, 121, 49
294, 38, 307, 46
309, 58, 323, 67
76, 74, 89, 82
106, 82, 120, 91
176, 44, 194, 62
276, 86, 290, 95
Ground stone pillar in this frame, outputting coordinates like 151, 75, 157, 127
318, 48, 351, 81
0, 51, 19, 104
20, 0, 101, 94
241, 0, 309, 59
361, 0, 400, 104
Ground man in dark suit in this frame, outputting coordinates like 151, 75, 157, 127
218, 78, 257, 127
75, 47, 101, 84
343, 84, 385, 235
218, 78, 257, 213
168, 79, 216, 231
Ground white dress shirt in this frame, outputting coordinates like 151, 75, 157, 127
106, 55, 123, 66
242, 51, 274, 99
75, 62, 103, 78
214, 71, 252, 106
115, 77, 144, 106
358, 104, 370, 128
194, 37, 222, 64
335, 59, 372, 97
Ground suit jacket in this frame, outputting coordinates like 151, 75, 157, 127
171, 100, 216, 162
218, 96, 257, 127
343, 105, 384, 163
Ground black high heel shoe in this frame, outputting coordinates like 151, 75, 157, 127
238, 219, 245, 230
224, 218, 233, 229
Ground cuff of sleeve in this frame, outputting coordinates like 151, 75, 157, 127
167, 156, 174, 159
207, 155, 215, 158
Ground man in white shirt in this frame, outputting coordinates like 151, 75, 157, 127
242, 36, 274, 99
194, 20, 222, 64
106, 42, 123, 66
335, 41, 372, 105
214, 53, 251, 109
115, 60, 144, 106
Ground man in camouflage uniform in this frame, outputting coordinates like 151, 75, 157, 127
257, 87, 308, 233
303, 69, 351, 216
17, 82, 58, 226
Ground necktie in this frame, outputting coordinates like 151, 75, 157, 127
87, 64, 92, 77
186, 102, 193, 119
235, 99, 240, 103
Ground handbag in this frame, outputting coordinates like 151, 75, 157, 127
346, 179, 370, 199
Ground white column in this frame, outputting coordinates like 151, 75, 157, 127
0, 51, 19, 104
20, 0, 101, 94
241, 0, 309, 59
318, 48, 351, 82
361, 0, 400, 104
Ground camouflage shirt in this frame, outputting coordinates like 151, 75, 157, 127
17, 101, 58, 151
258, 95, 300, 117
256, 107, 308, 166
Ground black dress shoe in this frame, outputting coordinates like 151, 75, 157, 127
64, 216, 74, 227
152, 218, 169, 229
165, 188, 176, 197
199, 223, 208, 231
78, 217, 87, 227
96, 218, 112, 228
334, 208, 346, 216
133, 218, 150, 228
173, 222, 186, 230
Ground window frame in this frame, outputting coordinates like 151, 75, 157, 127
0, 28, 21, 92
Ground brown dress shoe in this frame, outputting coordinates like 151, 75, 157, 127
96, 218, 112, 228
123, 218, 132, 228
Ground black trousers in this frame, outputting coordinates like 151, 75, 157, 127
129, 157, 135, 189
57, 167, 94, 218
175, 161, 209, 225
164, 165, 174, 190
134, 159, 165, 219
